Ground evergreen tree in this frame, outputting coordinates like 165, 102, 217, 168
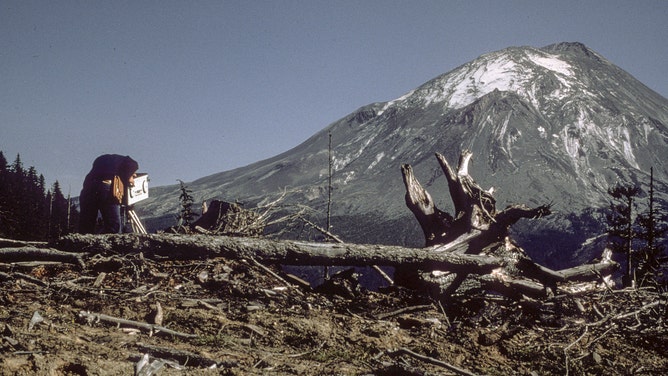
6, 154, 27, 238
25, 166, 48, 238
47, 181, 72, 239
66, 192, 79, 237
0, 151, 9, 237
11, 153, 24, 177
0, 151, 6, 173
635, 167, 668, 287
606, 184, 640, 287
176, 179, 196, 228
0, 150, 79, 240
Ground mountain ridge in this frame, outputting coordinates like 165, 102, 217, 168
138, 42, 668, 266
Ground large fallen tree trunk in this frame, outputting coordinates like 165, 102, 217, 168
51, 230, 615, 297
55, 233, 502, 275
400, 150, 618, 298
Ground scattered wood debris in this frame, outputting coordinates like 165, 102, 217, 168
0, 234, 666, 375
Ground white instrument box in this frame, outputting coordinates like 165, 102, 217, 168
126, 173, 149, 205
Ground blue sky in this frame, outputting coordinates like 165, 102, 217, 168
1, 0, 666, 193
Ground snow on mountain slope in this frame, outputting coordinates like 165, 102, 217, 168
417, 47, 576, 110
369, 43, 668, 201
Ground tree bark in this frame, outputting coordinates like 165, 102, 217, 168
558, 261, 618, 282
55, 233, 503, 274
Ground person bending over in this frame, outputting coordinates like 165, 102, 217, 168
78, 154, 139, 234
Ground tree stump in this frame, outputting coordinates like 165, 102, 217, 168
400, 151, 616, 298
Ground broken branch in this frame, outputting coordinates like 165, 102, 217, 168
387, 347, 479, 376
0, 247, 85, 268
78, 310, 197, 339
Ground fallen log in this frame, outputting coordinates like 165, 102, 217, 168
0, 247, 85, 268
558, 249, 618, 282
0, 237, 48, 248
42, 152, 617, 302
55, 233, 502, 274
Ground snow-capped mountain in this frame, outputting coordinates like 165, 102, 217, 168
139, 42, 668, 268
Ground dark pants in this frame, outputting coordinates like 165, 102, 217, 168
79, 181, 122, 234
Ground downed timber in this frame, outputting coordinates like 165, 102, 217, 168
559, 262, 619, 282
558, 249, 619, 282
0, 237, 48, 248
400, 150, 618, 299
0, 247, 85, 268
0, 271, 48, 286
477, 272, 550, 299
191, 200, 264, 236
79, 310, 197, 339
55, 233, 502, 274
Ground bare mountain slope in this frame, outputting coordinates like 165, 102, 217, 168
138, 42, 668, 267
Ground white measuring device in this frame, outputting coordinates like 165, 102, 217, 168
125, 173, 149, 234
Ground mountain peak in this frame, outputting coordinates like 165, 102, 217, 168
541, 42, 604, 61
408, 44, 578, 111
542, 41, 589, 52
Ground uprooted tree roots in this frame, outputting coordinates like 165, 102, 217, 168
399, 150, 618, 299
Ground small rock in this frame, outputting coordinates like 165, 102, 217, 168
28, 311, 44, 331
477, 329, 502, 346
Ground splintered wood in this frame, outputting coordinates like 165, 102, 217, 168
401, 150, 618, 299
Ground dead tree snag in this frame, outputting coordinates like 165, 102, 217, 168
401, 151, 616, 298
403, 151, 551, 248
